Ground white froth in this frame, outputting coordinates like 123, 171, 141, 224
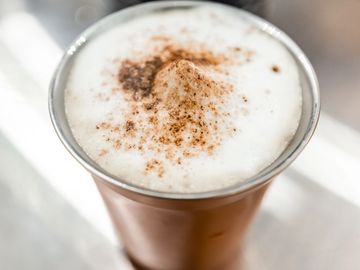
65, 6, 302, 193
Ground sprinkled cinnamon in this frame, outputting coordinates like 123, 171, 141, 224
118, 57, 163, 100
117, 45, 225, 100
272, 65, 280, 73
125, 120, 135, 132
96, 40, 242, 176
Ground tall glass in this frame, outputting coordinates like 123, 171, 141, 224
49, 2, 320, 269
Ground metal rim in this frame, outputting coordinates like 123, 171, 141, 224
49, 1, 320, 200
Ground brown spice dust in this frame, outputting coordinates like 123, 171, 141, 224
97, 41, 240, 176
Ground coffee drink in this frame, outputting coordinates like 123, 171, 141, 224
65, 5, 302, 193
50, 2, 319, 269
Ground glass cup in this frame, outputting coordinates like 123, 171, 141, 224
49, 1, 320, 269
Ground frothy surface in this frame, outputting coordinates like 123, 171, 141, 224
65, 5, 302, 193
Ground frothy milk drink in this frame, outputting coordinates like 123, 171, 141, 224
50, 1, 319, 269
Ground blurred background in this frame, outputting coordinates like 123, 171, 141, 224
0, 0, 359, 269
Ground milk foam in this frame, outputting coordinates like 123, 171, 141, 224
65, 5, 302, 193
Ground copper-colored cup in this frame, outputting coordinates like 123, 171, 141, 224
49, 2, 320, 270
94, 177, 271, 270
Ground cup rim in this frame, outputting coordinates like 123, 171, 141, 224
49, 0, 320, 200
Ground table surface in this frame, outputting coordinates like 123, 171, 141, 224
1, 1, 360, 269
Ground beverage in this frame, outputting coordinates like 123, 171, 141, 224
65, 5, 301, 193
50, 2, 319, 269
